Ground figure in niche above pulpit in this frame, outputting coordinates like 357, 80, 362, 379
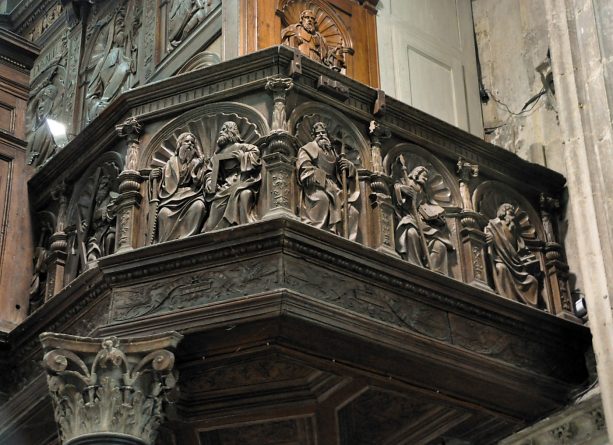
296, 122, 359, 240
168, 0, 211, 49
83, 174, 118, 261
485, 203, 540, 306
151, 132, 209, 242
202, 122, 261, 231
393, 164, 453, 275
85, 7, 138, 123
281, 9, 351, 71
28, 83, 59, 167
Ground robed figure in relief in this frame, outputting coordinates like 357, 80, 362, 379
202, 121, 261, 231
394, 165, 453, 275
281, 9, 329, 64
152, 132, 209, 242
485, 203, 539, 306
296, 121, 359, 240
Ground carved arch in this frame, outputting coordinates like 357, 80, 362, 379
141, 102, 270, 169
472, 181, 545, 241
276, 0, 353, 51
288, 102, 370, 170
383, 143, 462, 208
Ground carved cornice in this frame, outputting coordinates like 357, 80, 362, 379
0, 28, 40, 71
41, 331, 183, 445
29, 46, 565, 208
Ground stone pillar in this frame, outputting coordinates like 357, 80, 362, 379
115, 118, 145, 252
41, 331, 183, 445
545, 0, 613, 439
368, 174, 398, 257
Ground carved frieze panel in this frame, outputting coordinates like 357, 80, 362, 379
111, 257, 279, 321
23, 3, 64, 43
80, 1, 142, 125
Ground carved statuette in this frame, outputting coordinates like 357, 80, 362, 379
151, 132, 209, 243
485, 203, 540, 306
393, 162, 454, 274
203, 121, 262, 231
41, 331, 183, 445
296, 121, 359, 240
281, 9, 352, 71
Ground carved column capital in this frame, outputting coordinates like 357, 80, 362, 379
41, 331, 183, 445
116, 117, 143, 172
456, 157, 479, 211
266, 77, 293, 131
368, 121, 390, 174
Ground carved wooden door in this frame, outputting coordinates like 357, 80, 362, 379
377, 0, 483, 136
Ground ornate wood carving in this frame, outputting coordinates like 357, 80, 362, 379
40, 331, 182, 445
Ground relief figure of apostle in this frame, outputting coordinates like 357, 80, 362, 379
296, 122, 359, 240
151, 132, 208, 242
394, 166, 453, 274
281, 9, 329, 64
202, 122, 261, 231
485, 203, 539, 306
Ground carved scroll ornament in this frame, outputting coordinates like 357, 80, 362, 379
41, 331, 183, 445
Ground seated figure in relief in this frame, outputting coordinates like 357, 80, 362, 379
394, 165, 453, 275
296, 122, 359, 240
151, 132, 209, 242
485, 203, 540, 306
168, 0, 210, 49
281, 9, 329, 65
202, 121, 261, 231
28, 84, 59, 167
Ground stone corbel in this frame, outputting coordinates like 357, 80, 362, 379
41, 331, 183, 445
115, 118, 145, 252
539, 193, 578, 321
455, 160, 489, 289
46, 181, 69, 300
368, 173, 398, 257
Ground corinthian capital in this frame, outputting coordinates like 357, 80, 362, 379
40, 331, 183, 445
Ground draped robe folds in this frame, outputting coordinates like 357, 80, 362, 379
296, 141, 360, 240
394, 181, 453, 274
281, 24, 328, 63
157, 155, 207, 242
485, 217, 539, 306
203, 142, 261, 231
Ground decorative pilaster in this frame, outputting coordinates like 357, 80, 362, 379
368, 174, 398, 257
368, 121, 390, 174
115, 118, 145, 252
41, 331, 183, 445
539, 193, 578, 320
260, 132, 299, 220
266, 77, 293, 131
45, 182, 69, 300
456, 160, 489, 289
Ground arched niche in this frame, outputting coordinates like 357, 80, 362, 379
288, 102, 370, 170
472, 181, 545, 242
276, 0, 354, 51
141, 102, 270, 169
383, 143, 462, 209
66, 151, 124, 227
